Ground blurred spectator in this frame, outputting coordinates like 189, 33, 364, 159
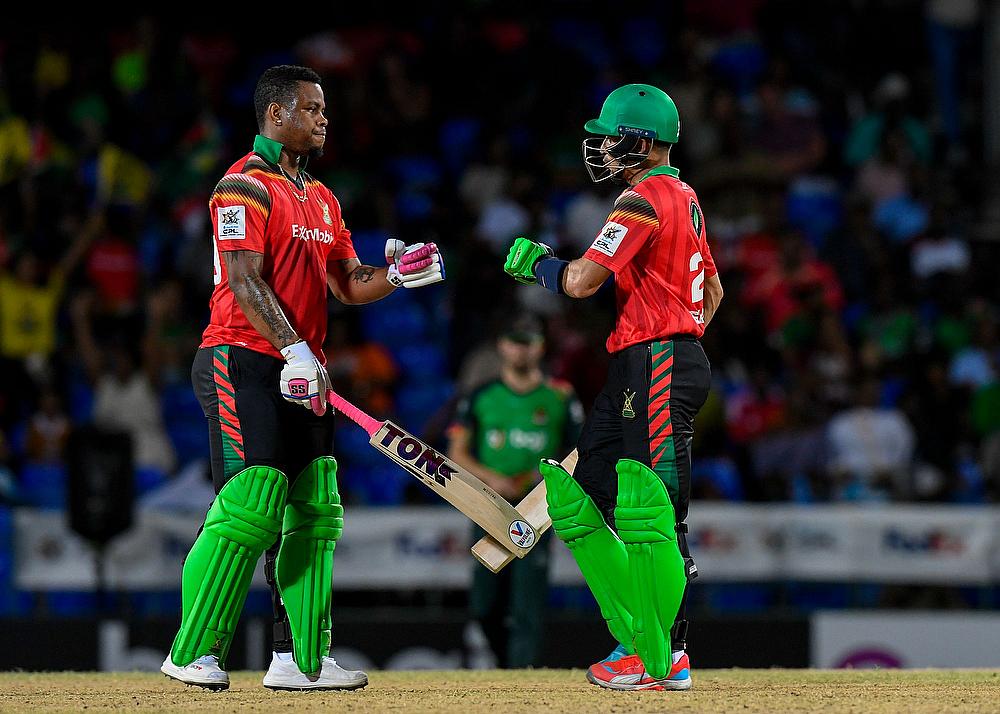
70, 292, 176, 475
809, 312, 853, 409
948, 309, 998, 390
925, 0, 980, 157
0, 227, 92, 424
826, 378, 916, 500
857, 280, 918, 367
745, 73, 826, 179
743, 231, 844, 336
844, 73, 932, 167
0, 431, 18, 504
85, 216, 141, 315
141, 277, 201, 387
725, 366, 786, 446
911, 229, 971, 282
325, 316, 399, 416
855, 129, 913, 204
24, 389, 70, 464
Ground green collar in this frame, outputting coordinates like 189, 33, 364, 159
637, 165, 680, 182
253, 134, 310, 178
253, 134, 283, 164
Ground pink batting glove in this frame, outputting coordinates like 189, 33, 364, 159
398, 243, 438, 275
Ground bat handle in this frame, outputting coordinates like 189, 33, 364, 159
327, 389, 382, 436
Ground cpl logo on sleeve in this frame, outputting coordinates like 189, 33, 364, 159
591, 221, 628, 257
217, 205, 246, 240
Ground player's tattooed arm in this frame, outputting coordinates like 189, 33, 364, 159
326, 256, 396, 305
224, 250, 300, 350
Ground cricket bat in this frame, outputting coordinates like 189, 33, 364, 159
470, 450, 578, 573
326, 389, 537, 558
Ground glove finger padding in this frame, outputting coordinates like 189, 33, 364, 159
387, 241, 445, 288
399, 242, 436, 265
399, 255, 435, 274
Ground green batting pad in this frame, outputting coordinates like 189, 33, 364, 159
276, 457, 343, 675
171, 465, 287, 667
614, 458, 686, 680
541, 459, 635, 653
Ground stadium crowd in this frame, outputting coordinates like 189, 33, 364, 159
0, 3, 995, 531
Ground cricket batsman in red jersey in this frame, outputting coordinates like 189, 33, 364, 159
504, 84, 724, 691
161, 65, 444, 692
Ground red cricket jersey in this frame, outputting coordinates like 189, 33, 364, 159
200, 139, 357, 362
584, 167, 717, 353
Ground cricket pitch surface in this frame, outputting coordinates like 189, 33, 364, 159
0, 669, 997, 713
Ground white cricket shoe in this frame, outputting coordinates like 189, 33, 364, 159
160, 654, 230, 691
262, 651, 368, 691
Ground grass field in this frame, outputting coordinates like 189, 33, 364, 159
0, 669, 997, 713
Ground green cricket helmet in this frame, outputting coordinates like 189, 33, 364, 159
582, 83, 680, 183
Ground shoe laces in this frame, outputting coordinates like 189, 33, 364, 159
193, 655, 219, 666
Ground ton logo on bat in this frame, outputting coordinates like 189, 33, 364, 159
378, 423, 455, 486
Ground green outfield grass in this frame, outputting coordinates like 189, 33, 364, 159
0, 669, 997, 713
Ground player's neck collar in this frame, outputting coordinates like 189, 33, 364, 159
253, 134, 283, 164
253, 134, 310, 173
636, 165, 680, 183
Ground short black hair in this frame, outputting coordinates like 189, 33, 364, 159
253, 65, 322, 132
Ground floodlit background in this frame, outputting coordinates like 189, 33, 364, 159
1, 2, 998, 671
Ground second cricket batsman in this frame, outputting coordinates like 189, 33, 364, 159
503, 83, 724, 691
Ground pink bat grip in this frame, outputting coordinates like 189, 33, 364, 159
326, 389, 382, 436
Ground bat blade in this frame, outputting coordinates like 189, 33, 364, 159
471, 450, 578, 572
371, 421, 537, 557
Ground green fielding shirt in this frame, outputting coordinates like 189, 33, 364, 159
452, 378, 585, 477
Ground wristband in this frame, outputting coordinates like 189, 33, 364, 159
280, 340, 313, 365
535, 257, 568, 294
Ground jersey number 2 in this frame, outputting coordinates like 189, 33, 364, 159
690, 252, 705, 303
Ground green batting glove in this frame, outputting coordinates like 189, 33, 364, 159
504, 237, 554, 285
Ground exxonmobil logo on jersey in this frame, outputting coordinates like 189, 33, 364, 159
292, 224, 335, 244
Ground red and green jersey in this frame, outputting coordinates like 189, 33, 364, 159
584, 167, 717, 353
200, 135, 357, 363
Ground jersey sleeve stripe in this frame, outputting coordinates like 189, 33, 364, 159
213, 174, 271, 210
210, 191, 268, 220
608, 190, 658, 227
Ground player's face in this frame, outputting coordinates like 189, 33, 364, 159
285, 82, 328, 158
498, 337, 544, 372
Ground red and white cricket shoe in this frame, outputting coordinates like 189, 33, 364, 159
587, 649, 692, 691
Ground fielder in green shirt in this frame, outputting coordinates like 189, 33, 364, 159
449, 314, 584, 668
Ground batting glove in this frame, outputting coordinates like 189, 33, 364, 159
279, 340, 332, 416
504, 237, 553, 284
386, 239, 445, 288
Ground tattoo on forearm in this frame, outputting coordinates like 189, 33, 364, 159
352, 266, 376, 284
244, 272, 297, 346
225, 250, 298, 348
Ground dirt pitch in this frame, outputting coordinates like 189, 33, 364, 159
0, 669, 997, 713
